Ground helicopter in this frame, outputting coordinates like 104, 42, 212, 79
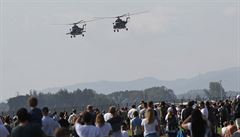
96, 11, 148, 32
64, 19, 98, 38
65, 20, 86, 38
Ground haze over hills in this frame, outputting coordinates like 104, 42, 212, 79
41, 67, 240, 95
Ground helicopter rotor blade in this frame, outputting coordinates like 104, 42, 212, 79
128, 11, 149, 16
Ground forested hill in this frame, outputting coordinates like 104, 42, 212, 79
41, 67, 240, 94
6, 86, 176, 112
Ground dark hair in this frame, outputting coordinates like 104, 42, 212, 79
95, 113, 105, 127
109, 106, 116, 114
4, 115, 11, 124
191, 109, 207, 137
132, 105, 136, 108
133, 111, 138, 117
72, 109, 76, 113
148, 101, 153, 108
82, 111, 92, 124
55, 128, 70, 137
17, 108, 30, 122
144, 102, 148, 108
28, 97, 38, 107
42, 107, 49, 114
59, 112, 64, 118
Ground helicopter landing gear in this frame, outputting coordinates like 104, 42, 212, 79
70, 36, 73, 38
114, 29, 116, 32
73, 35, 76, 38
82, 34, 84, 37
126, 28, 128, 31
117, 29, 119, 32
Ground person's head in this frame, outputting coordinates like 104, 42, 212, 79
16, 108, 30, 123
206, 101, 210, 108
109, 106, 116, 116
55, 128, 71, 137
191, 109, 207, 137
200, 101, 205, 108
4, 115, 11, 124
42, 107, 49, 116
87, 105, 93, 112
95, 113, 105, 127
121, 122, 128, 131
161, 101, 166, 107
59, 112, 64, 118
82, 111, 92, 124
131, 105, 136, 109
223, 121, 229, 127
188, 101, 194, 108
230, 120, 235, 125
72, 109, 77, 114
143, 102, 148, 108
28, 97, 38, 108
145, 109, 154, 124
148, 101, 154, 109
133, 111, 139, 118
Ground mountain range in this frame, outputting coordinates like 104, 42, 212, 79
40, 67, 240, 95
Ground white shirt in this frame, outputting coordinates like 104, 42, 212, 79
68, 113, 77, 124
222, 127, 227, 136
139, 108, 146, 119
121, 130, 129, 137
201, 107, 209, 119
75, 123, 103, 137
104, 113, 113, 122
141, 119, 158, 136
128, 108, 137, 119
42, 115, 60, 136
96, 123, 112, 137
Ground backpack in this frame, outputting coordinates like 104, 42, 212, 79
134, 126, 142, 135
166, 116, 178, 132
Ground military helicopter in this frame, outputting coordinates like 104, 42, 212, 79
96, 11, 148, 32
64, 19, 97, 38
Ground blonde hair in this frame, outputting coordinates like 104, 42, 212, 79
145, 109, 154, 124
95, 113, 105, 127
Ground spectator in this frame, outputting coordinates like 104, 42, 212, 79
75, 111, 103, 137
141, 109, 159, 137
130, 111, 142, 137
11, 108, 45, 137
128, 105, 137, 119
42, 107, 60, 137
95, 113, 112, 137
0, 118, 9, 137
139, 102, 148, 119
4, 115, 12, 134
107, 106, 123, 137
221, 121, 228, 136
58, 112, 70, 128
28, 97, 43, 126
182, 109, 211, 137
165, 107, 178, 137
54, 128, 71, 137
68, 109, 77, 126
121, 122, 129, 137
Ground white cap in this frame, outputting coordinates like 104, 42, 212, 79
237, 95, 240, 99
167, 107, 173, 112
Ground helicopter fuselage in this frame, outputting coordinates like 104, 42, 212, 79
67, 24, 86, 38
113, 17, 129, 32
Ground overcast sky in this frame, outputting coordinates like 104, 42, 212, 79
0, 0, 239, 101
